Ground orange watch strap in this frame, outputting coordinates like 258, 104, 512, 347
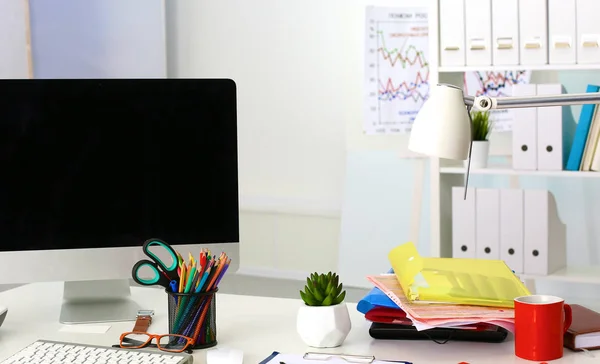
132, 310, 154, 332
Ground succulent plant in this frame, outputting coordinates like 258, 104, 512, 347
300, 272, 346, 306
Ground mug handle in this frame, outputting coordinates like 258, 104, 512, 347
563, 304, 573, 333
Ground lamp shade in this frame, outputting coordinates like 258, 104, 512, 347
408, 84, 472, 160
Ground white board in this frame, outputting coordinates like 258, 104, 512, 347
0, 0, 30, 78
29, 0, 166, 78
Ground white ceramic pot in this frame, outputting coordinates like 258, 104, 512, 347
464, 140, 490, 168
296, 302, 352, 348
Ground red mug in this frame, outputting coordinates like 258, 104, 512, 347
514, 295, 572, 361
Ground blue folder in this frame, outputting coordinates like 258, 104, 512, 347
357, 269, 401, 314
357, 287, 400, 314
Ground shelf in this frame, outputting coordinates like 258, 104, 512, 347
521, 266, 600, 284
438, 64, 600, 73
440, 166, 600, 178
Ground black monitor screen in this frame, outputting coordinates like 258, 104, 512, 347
0, 79, 239, 251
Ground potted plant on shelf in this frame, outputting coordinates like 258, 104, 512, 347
466, 110, 493, 168
297, 272, 351, 348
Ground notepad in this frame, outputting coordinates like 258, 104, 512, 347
259, 351, 411, 364
564, 304, 600, 351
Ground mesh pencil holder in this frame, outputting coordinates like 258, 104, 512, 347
166, 288, 218, 349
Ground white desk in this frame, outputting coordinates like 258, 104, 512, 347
0, 282, 595, 364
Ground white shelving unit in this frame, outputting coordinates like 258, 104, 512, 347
440, 64, 600, 73
427, 0, 600, 289
441, 166, 600, 178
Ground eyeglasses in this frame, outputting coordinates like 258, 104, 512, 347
117, 332, 194, 353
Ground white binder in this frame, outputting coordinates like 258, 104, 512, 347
440, 0, 466, 66
452, 187, 476, 258
536, 84, 563, 171
523, 190, 566, 276
499, 189, 524, 274
465, 0, 492, 66
576, 0, 600, 64
512, 84, 538, 170
518, 0, 548, 65
491, 0, 519, 65
548, 0, 577, 65
475, 188, 499, 260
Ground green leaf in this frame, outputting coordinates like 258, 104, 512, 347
322, 294, 333, 306
304, 284, 313, 295
333, 290, 346, 305
300, 290, 317, 306
312, 285, 324, 302
325, 279, 334, 296
335, 282, 343, 296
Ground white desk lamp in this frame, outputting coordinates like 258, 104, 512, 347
408, 83, 600, 197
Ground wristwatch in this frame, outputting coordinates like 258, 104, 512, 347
132, 310, 154, 333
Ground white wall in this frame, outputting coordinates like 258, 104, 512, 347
0, 0, 30, 78
166, 0, 430, 278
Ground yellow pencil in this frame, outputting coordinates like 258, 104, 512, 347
179, 264, 187, 293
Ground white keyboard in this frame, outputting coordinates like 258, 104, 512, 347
0, 339, 193, 364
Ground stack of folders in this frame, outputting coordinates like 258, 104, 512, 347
357, 242, 531, 343
451, 186, 567, 276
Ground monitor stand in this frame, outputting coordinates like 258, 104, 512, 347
59, 279, 141, 324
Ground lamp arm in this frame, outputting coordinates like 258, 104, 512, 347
468, 92, 600, 111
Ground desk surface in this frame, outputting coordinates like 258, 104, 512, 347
0, 282, 595, 364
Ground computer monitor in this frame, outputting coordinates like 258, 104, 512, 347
0, 78, 240, 324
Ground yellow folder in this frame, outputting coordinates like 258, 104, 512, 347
388, 242, 531, 308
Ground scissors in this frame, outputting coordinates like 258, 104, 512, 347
132, 238, 180, 288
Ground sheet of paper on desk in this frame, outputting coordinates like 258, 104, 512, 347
59, 324, 111, 334
264, 353, 403, 364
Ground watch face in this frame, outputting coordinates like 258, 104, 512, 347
137, 310, 155, 317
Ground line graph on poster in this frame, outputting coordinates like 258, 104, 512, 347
363, 6, 429, 135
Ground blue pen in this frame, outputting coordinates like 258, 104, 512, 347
170, 280, 178, 293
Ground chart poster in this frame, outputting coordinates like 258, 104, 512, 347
364, 6, 429, 135
464, 71, 532, 132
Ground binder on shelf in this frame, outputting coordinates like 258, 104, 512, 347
523, 189, 566, 276
589, 109, 600, 170
580, 101, 600, 171
536, 84, 564, 171
491, 0, 519, 65
464, 0, 492, 66
499, 189, 524, 274
566, 84, 600, 171
576, 0, 600, 64
440, 0, 466, 67
475, 188, 499, 260
512, 84, 538, 170
548, 0, 577, 65
452, 186, 476, 259
518, 0, 548, 65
